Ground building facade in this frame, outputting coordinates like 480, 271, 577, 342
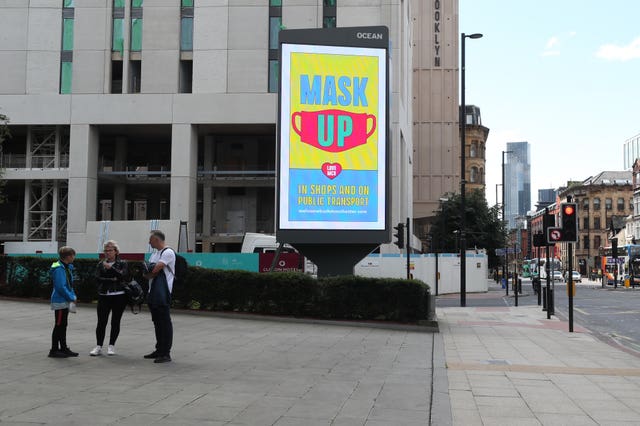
535, 188, 555, 211
504, 141, 531, 230
0, 0, 414, 254
411, 0, 460, 242
463, 105, 488, 194
623, 131, 640, 170
558, 171, 633, 275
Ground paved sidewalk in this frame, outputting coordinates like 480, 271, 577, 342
0, 300, 446, 425
438, 305, 640, 426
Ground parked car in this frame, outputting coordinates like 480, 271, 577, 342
567, 271, 582, 283
552, 270, 563, 282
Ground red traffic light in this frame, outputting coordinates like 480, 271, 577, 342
563, 205, 575, 216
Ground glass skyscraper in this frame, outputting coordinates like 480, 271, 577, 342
504, 142, 531, 229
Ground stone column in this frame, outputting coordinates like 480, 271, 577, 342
67, 124, 99, 249
170, 124, 197, 251
112, 136, 127, 220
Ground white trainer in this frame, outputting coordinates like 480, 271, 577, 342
89, 346, 102, 356
107, 345, 116, 356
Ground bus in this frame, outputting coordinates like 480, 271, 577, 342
530, 257, 562, 280
521, 260, 534, 278
601, 244, 640, 286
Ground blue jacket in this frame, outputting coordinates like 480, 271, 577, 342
50, 260, 77, 304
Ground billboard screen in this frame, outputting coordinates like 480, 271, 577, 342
277, 27, 389, 244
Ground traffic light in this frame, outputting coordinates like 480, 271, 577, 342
393, 223, 405, 249
612, 237, 618, 255
560, 203, 578, 242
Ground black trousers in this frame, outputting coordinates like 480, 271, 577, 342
96, 294, 128, 346
51, 308, 69, 351
149, 304, 172, 356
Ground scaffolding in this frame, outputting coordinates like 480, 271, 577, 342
22, 126, 69, 242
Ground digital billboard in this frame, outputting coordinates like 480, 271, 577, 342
277, 27, 389, 244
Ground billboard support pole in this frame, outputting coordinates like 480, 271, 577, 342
294, 244, 378, 277
269, 242, 285, 273
406, 217, 411, 280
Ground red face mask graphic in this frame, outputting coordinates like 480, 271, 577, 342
292, 109, 376, 153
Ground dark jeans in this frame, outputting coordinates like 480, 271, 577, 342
51, 308, 69, 351
149, 304, 172, 356
96, 294, 128, 346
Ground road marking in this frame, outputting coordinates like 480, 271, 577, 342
574, 307, 590, 316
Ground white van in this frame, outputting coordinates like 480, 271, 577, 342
240, 233, 295, 254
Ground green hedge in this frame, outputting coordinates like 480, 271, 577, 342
0, 256, 431, 323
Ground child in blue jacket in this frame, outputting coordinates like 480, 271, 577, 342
49, 246, 78, 358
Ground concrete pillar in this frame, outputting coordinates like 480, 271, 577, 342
67, 124, 99, 246
170, 124, 197, 251
113, 137, 127, 220
202, 136, 214, 244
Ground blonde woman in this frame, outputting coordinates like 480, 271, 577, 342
90, 240, 129, 356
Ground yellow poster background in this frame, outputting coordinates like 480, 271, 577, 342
289, 52, 379, 170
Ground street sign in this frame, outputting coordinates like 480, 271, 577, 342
495, 247, 521, 256
547, 227, 563, 243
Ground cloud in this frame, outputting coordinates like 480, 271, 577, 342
541, 35, 562, 57
545, 36, 559, 49
596, 37, 640, 61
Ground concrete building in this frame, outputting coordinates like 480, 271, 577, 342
504, 141, 531, 230
0, 0, 414, 254
463, 105, 488, 195
623, 131, 640, 170
411, 0, 459, 242
558, 171, 633, 276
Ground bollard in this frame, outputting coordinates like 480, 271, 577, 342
542, 287, 547, 311
536, 280, 542, 305
548, 287, 554, 316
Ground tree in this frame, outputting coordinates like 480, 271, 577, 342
430, 190, 505, 269
0, 113, 9, 204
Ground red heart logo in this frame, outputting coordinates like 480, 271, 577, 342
321, 162, 342, 180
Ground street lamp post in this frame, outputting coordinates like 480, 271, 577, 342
460, 32, 483, 308
502, 150, 513, 295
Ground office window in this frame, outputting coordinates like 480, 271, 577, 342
594, 217, 600, 230
583, 236, 590, 249
60, 1, 74, 94
62, 19, 74, 51
323, 0, 336, 28
618, 197, 625, 211
470, 167, 478, 183
268, 59, 279, 93
179, 60, 192, 93
111, 60, 123, 93
593, 198, 601, 210
582, 198, 589, 210
605, 198, 612, 210
470, 141, 478, 158
130, 60, 141, 93
269, 17, 281, 50
268, 3, 281, 93
112, 19, 124, 54
323, 16, 336, 28
114, 0, 125, 6
60, 61, 73, 94
583, 217, 589, 230
182, 0, 193, 5
181, 17, 193, 51
130, 18, 143, 51
594, 235, 601, 249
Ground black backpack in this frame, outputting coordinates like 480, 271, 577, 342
123, 279, 145, 314
161, 247, 188, 285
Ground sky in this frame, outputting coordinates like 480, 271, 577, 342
459, 0, 640, 208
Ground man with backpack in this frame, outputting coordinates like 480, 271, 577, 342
143, 230, 176, 364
